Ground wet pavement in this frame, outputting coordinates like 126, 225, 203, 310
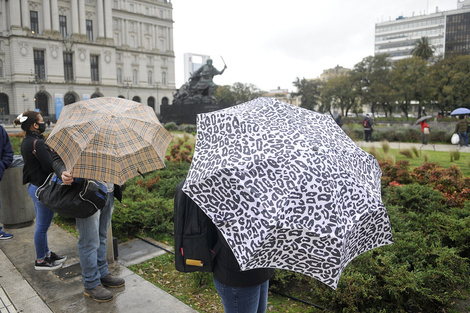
0, 223, 197, 313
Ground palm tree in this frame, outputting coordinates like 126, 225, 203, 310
411, 37, 435, 61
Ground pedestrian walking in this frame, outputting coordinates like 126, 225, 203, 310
335, 113, 343, 128
454, 115, 469, 148
420, 120, 430, 145
0, 124, 13, 240
13, 112, 67, 270
362, 114, 373, 142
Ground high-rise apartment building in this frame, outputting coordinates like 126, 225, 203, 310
375, 0, 470, 62
0, 0, 175, 121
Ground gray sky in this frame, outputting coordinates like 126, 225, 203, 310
172, 0, 457, 92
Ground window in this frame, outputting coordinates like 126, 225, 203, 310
30, 11, 39, 34
147, 70, 153, 85
34, 50, 45, 80
86, 20, 93, 41
117, 68, 122, 84
90, 55, 99, 82
129, 4, 134, 12
59, 15, 67, 38
132, 69, 138, 84
161, 72, 166, 86
0, 60, 3, 78
63, 52, 74, 81
113, 0, 119, 9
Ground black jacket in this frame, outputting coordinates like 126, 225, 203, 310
213, 229, 274, 288
21, 131, 54, 186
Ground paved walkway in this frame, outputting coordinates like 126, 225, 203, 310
0, 223, 197, 313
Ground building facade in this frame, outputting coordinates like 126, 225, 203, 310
375, 0, 470, 62
0, 0, 175, 122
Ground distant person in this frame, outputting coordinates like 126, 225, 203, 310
362, 114, 373, 142
14, 111, 67, 270
335, 113, 343, 128
0, 124, 13, 240
53, 154, 125, 302
420, 120, 430, 145
454, 115, 469, 148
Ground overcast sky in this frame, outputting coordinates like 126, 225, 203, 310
172, 0, 457, 92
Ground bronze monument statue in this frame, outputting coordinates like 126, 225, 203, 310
162, 58, 227, 124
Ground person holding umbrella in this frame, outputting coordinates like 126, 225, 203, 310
420, 119, 430, 145
454, 115, 469, 148
47, 97, 171, 302
175, 180, 274, 313
13, 112, 67, 270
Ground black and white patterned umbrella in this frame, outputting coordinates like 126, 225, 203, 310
183, 97, 393, 289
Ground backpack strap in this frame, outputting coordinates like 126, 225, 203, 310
32, 139, 39, 159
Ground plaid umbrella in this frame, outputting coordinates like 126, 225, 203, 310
183, 97, 393, 289
46, 97, 172, 185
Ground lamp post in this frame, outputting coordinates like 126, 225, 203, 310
154, 82, 160, 106
124, 77, 132, 99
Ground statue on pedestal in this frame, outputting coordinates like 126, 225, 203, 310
173, 58, 227, 104
163, 58, 227, 124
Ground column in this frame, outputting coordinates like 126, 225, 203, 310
43, 0, 51, 31
20, 0, 29, 29
168, 27, 173, 51
71, 0, 79, 35
123, 20, 128, 46
153, 25, 157, 50
50, 0, 59, 32
138, 22, 142, 47
8, 0, 21, 29
104, 0, 113, 39
1, 0, 6, 32
79, 0, 86, 35
97, 0, 105, 38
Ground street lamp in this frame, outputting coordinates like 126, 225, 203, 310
124, 77, 132, 99
154, 82, 161, 106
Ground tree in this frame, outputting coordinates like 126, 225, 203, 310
389, 57, 430, 119
214, 82, 263, 108
322, 74, 361, 116
353, 55, 394, 117
291, 78, 322, 111
411, 36, 435, 61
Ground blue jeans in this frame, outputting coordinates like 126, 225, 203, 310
213, 277, 269, 313
458, 131, 469, 147
76, 192, 114, 289
28, 184, 55, 260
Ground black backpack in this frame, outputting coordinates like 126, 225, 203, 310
174, 180, 221, 273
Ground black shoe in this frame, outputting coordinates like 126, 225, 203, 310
84, 284, 113, 302
45, 251, 67, 264
101, 274, 125, 288
34, 260, 62, 271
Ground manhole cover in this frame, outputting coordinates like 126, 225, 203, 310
57, 263, 82, 279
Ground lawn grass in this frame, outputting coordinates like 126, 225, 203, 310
365, 146, 470, 177
129, 254, 319, 313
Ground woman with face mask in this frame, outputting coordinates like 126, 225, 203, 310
14, 111, 67, 271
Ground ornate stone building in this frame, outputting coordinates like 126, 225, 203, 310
0, 0, 175, 122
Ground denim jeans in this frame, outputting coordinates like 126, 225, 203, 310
213, 277, 269, 313
76, 192, 114, 289
458, 131, 469, 147
28, 184, 55, 260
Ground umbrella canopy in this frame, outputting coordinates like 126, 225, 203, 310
450, 108, 470, 116
46, 97, 172, 185
414, 115, 433, 125
183, 97, 393, 289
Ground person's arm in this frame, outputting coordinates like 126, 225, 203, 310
1, 128, 13, 170
52, 151, 73, 184
35, 140, 54, 174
